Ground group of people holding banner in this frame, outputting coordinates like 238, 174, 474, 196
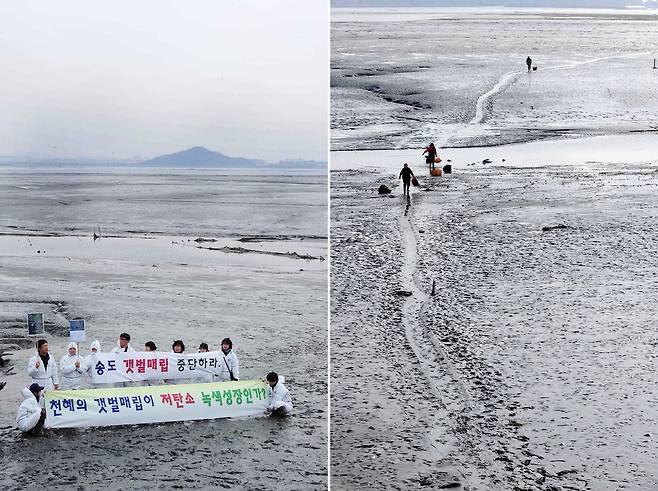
18, 331, 293, 434
26, 333, 241, 390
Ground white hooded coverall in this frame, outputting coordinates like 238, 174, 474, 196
267, 377, 293, 414
111, 343, 135, 387
84, 340, 101, 388
27, 352, 59, 391
16, 387, 43, 432
60, 342, 86, 390
217, 350, 240, 382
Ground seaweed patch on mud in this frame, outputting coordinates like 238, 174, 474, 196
195, 244, 325, 261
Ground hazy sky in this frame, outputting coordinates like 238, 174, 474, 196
0, 1, 328, 161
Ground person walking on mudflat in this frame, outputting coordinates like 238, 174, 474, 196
526, 56, 532, 72
399, 163, 415, 197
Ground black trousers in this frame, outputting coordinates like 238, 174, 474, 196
25, 412, 46, 436
271, 406, 289, 417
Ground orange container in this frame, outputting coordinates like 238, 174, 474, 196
430, 168, 442, 177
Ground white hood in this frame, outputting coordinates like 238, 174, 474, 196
90, 340, 101, 352
16, 386, 42, 432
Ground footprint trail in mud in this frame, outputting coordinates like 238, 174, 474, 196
471, 51, 651, 124
398, 186, 580, 490
397, 192, 472, 484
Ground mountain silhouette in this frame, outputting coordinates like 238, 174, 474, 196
141, 146, 262, 167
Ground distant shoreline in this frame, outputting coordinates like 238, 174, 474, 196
0, 164, 328, 174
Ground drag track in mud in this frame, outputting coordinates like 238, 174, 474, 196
330, 162, 658, 490
330, 171, 464, 490
331, 8, 658, 151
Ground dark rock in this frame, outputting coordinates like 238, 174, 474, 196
395, 290, 413, 296
541, 224, 568, 232
378, 184, 392, 194
482, 159, 492, 164
442, 164, 452, 174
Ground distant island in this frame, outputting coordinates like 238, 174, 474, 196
0, 146, 326, 169
141, 146, 326, 169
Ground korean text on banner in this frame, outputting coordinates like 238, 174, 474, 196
88, 351, 226, 384
45, 380, 269, 428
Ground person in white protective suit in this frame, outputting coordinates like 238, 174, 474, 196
84, 340, 101, 388
141, 341, 160, 386
16, 383, 47, 435
165, 340, 186, 385
197, 343, 214, 383
265, 372, 293, 417
218, 338, 240, 382
60, 342, 86, 390
111, 332, 135, 354
111, 333, 135, 387
27, 339, 59, 391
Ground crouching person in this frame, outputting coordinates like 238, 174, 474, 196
265, 372, 293, 417
16, 383, 47, 435
60, 342, 85, 390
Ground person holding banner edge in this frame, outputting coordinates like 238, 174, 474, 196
141, 341, 161, 386
165, 340, 186, 385
266, 372, 293, 417
111, 333, 135, 354
111, 333, 135, 387
197, 343, 214, 383
16, 383, 47, 435
218, 338, 239, 382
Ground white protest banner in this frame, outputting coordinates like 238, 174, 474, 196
45, 380, 269, 429
69, 319, 85, 342
88, 351, 227, 384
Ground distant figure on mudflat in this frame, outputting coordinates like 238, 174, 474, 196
422, 142, 438, 170
399, 163, 415, 197
526, 56, 532, 72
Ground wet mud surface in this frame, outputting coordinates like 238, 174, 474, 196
331, 8, 658, 151
0, 169, 327, 490
330, 162, 658, 490
330, 169, 464, 490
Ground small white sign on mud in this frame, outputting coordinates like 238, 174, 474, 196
26, 313, 44, 336
69, 319, 86, 342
